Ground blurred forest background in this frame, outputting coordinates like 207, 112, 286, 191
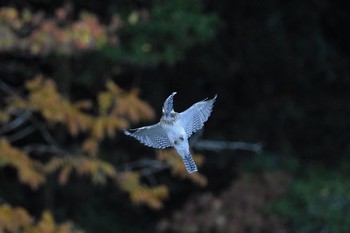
1, 0, 350, 232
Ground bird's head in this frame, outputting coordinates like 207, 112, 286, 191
162, 92, 177, 119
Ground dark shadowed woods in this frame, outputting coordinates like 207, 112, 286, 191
1, 1, 350, 232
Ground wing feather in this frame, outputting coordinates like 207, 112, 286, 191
179, 95, 217, 138
124, 123, 172, 149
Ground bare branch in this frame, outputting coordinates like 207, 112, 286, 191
192, 139, 263, 153
0, 110, 32, 134
0, 79, 22, 96
119, 159, 170, 176
21, 144, 67, 155
119, 139, 262, 178
7, 125, 35, 142
120, 159, 166, 170
142, 173, 158, 186
29, 116, 60, 147
139, 163, 170, 176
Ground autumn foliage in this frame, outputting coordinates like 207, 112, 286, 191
0, 204, 83, 233
0, 1, 218, 231
0, 76, 208, 231
0, 4, 117, 55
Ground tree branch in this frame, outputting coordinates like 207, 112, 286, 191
21, 144, 67, 155
119, 159, 170, 176
7, 125, 35, 142
29, 116, 61, 147
0, 79, 22, 96
0, 110, 32, 134
192, 139, 263, 153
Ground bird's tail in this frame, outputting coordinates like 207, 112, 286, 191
182, 154, 198, 173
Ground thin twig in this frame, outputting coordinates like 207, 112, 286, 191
29, 116, 60, 147
120, 159, 163, 169
0, 79, 21, 95
7, 125, 35, 142
139, 163, 170, 176
142, 173, 158, 186
119, 159, 170, 176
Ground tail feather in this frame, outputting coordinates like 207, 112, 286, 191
182, 154, 198, 173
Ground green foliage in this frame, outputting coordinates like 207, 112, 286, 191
270, 166, 350, 233
238, 152, 300, 174
242, 155, 350, 232
101, 0, 219, 65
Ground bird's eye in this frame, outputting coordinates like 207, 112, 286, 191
170, 113, 176, 118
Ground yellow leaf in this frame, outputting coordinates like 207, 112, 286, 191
113, 89, 155, 122
58, 165, 72, 185
156, 149, 207, 186
98, 91, 113, 114
82, 138, 98, 156
74, 100, 92, 110
188, 173, 208, 187
106, 80, 122, 95
44, 158, 65, 173
0, 111, 9, 123
0, 205, 83, 233
25, 74, 44, 91
0, 7, 18, 21
131, 185, 168, 209
93, 117, 105, 140
106, 118, 116, 137
0, 204, 32, 232
6, 96, 28, 111
118, 171, 168, 209
33, 211, 56, 233
118, 171, 140, 192
0, 140, 45, 189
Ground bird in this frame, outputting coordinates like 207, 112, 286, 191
124, 92, 217, 173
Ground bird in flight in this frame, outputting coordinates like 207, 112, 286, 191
124, 92, 217, 173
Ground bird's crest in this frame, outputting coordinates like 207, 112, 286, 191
162, 92, 177, 114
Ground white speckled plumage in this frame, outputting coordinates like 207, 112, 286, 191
124, 92, 217, 173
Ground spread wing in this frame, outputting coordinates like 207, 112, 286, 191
179, 95, 217, 138
124, 123, 172, 149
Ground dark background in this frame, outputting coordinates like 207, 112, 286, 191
1, 0, 350, 232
